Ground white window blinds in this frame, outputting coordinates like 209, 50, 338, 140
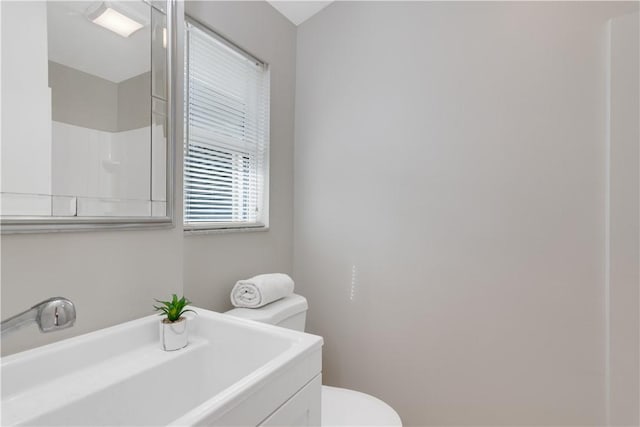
184, 19, 270, 228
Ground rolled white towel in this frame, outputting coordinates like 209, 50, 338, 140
230, 273, 295, 308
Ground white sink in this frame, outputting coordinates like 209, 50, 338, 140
1, 307, 323, 426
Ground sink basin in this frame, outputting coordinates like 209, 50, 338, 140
1, 307, 323, 426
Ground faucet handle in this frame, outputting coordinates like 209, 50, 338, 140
36, 298, 76, 332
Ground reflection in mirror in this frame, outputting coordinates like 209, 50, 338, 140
0, 0, 170, 224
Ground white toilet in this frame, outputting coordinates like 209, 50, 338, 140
226, 294, 402, 426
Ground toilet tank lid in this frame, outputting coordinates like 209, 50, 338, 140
225, 293, 308, 325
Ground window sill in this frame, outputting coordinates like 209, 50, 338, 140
184, 223, 268, 236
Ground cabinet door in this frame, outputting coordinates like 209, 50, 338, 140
260, 375, 321, 426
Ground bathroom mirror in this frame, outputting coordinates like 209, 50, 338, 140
0, 0, 175, 233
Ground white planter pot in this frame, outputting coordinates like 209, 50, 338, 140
159, 317, 188, 351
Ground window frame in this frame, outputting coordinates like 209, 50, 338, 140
183, 16, 270, 233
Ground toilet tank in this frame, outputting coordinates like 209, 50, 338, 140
225, 294, 308, 332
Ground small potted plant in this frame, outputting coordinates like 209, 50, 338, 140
154, 294, 195, 351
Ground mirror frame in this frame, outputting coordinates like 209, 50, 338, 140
1, 0, 176, 234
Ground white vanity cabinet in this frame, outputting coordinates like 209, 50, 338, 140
260, 375, 322, 426
198, 345, 323, 426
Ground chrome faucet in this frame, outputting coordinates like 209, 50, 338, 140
1, 297, 76, 336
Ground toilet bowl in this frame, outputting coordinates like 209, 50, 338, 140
226, 294, 402, 426
321, 386, 401, 426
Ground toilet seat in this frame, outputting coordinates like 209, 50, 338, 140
321, 385, 402, 426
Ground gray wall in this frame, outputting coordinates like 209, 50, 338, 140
293, 2, 638, 425
118, 72, 151, 131
49, 61, 118, 132
1, 228, 183, 355
181, 1, 297, 313
608, 11, 639, 426
49, 61, 150, 132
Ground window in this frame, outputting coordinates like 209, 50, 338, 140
184, 19, 270, 229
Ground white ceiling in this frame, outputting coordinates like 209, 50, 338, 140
267, 1, 333, 26
47, 1, 151, 83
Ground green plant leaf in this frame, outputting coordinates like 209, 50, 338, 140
153, 294, 195, 321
